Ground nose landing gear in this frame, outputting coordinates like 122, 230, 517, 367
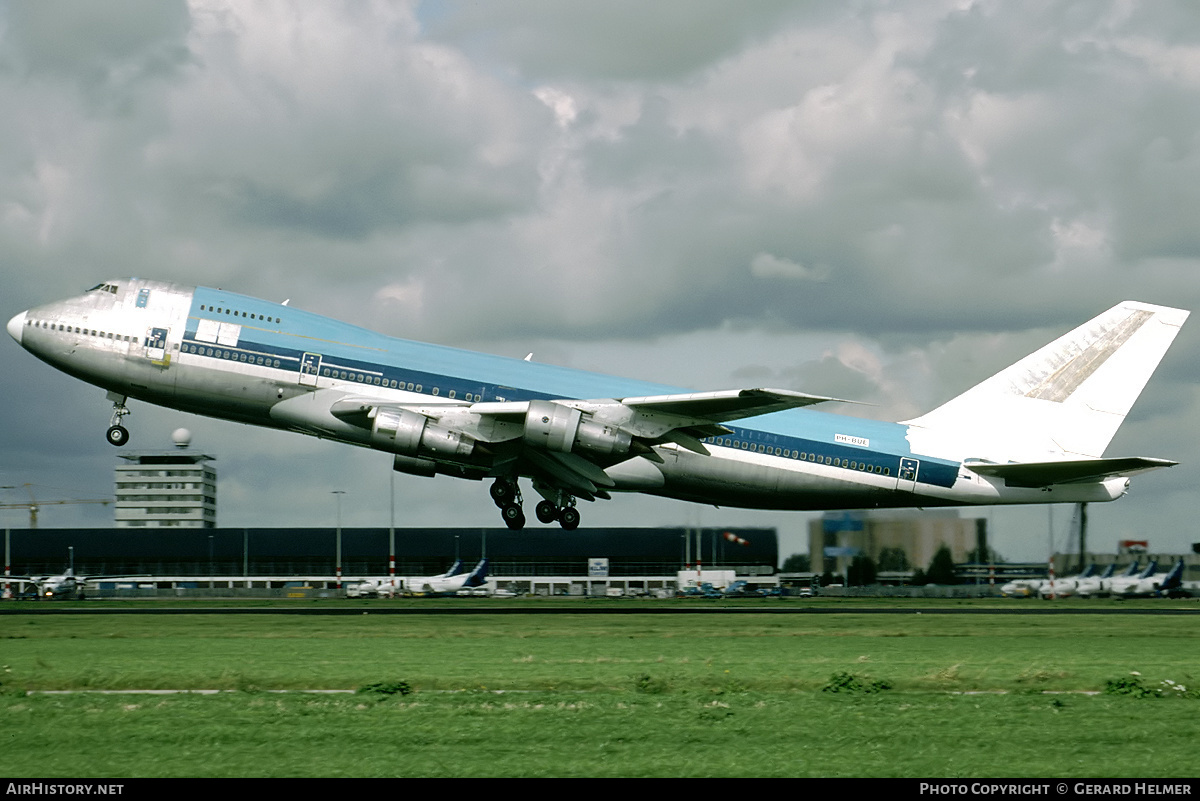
106, 393, 131, 447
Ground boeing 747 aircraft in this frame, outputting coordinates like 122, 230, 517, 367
6, 280, 1189, 530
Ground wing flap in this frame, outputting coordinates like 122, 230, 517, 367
619, 388, 853, 422
524, 448, 615, 493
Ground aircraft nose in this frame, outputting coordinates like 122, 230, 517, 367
7, 310, 27, 345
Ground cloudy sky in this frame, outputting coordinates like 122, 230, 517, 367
2, 0, 1198, 564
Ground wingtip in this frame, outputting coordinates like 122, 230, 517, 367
1118, 300, 1190, 324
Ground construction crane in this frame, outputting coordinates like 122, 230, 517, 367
0, 484, 112, 528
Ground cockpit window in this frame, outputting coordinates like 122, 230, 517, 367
87, 283, 119, 294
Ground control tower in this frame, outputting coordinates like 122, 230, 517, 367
114, 429, 216, 528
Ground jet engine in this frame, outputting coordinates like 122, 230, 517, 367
523, 400, 632, 457
372, 408, 474, 458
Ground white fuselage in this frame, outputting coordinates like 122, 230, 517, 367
6, 280, 1161, 526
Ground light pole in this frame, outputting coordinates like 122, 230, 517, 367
332, 490, 345, 589
388, 471, 395, 580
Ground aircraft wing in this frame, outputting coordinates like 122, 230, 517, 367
464, 386, 854, 453
964, 457, 1177, 488
616, 388, 854, 420
463, 387, 850, 424
321, 387, 853, 500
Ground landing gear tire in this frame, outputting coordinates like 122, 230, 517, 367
502, 503, 526, 530
106, 425, 130, 447
107, 394, 131, 446
559, 506, 580, 530
535, 500, 559, 524
490, 480, 515, 507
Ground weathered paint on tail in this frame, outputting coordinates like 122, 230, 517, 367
904, 301, 1189, 464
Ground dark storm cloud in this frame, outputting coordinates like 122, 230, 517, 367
418, 0, 814, 82
224, 158, 537, 239
391, 1, 1200, 346
2, 0, 191, 103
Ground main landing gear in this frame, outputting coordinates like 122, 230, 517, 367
535, 499, 580, 530
490, 478, 525, 530
490, 479, 580, 530
106, 394, 131, 447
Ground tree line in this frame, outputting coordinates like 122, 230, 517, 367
782, 544, 998, 586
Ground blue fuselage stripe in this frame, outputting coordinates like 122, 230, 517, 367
186, 287, 960, 489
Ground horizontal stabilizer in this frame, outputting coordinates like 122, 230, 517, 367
964, 457, 1177, 488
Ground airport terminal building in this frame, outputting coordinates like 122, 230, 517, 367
3, 525, 779, 596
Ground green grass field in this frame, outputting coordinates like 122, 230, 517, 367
2, 600, 1198, 777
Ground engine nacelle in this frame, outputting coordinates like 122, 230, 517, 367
524, 401, 581, 452
524, 400, 632, 456
373, 409, 474, 458
392, 454, 437, 478
575, 418, 633, 456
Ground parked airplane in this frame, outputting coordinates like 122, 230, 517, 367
1000, 564, 1098, 599
6, 569, 144, 599
1070, 563, 1116, 598
1034, 564, 1099, 599
1101, 559, 1161, 596
1112, 560, 1185, 598
364, 558, 488, 596
999, 577, 1041, 597
6, 281, 1189, 529
350, 558, 472, 597
1074, 560, 1143, 598
417, 557, 488, 595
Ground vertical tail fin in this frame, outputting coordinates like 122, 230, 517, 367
462, 558, 489, 588
1160, 561, 1184, 591
905, 301, 1188, 462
